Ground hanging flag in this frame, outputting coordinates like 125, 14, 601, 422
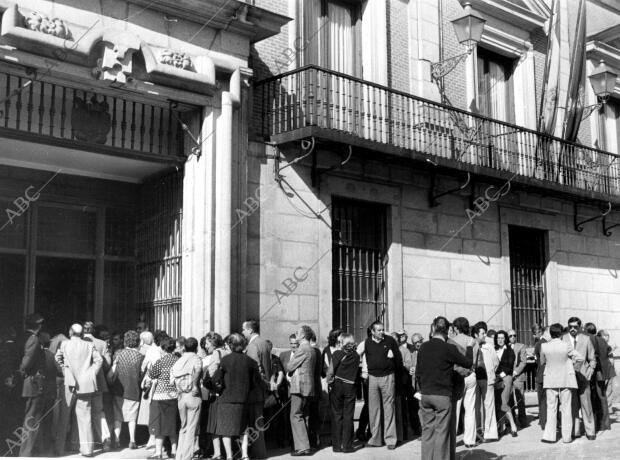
562, 0, 587, 142
539, 0, 561, 136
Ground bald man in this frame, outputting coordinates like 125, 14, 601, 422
56, 324, 103, 457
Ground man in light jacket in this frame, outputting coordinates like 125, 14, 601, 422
83, 321, 112, 451
562, 317, 596, 440
286, 325, 316, 456
451, 318, 477, 449
541, 323, 578, 443
472, 321, 499, 442
55, 324, 103, 457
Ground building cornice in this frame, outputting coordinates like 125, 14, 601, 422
463, 0, 547, 32
127, 0, 291, 43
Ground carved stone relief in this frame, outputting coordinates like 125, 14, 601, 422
23, 12, 71, 40
92, 42, 135, 84
158, 49, 193, 71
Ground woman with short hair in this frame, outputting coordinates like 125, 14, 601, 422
111, 330, 144, 449
201, 332, 229, 460
212, 333, 261, 460
326, 333, 360, 453
147, 337, 179, 459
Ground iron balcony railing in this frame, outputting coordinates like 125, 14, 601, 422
0, 68, 189, 159
257, 65, 620, 198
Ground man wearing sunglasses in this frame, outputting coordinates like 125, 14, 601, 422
562, 317, 596, 440
508, 330, 528, 428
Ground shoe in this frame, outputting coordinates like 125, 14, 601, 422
541, 439, 555, 444
291, 449, 312, 456
208, 456, 224, 460
129, 441, 137, 449
483, 438, 498, 443
102, 438, 112, 452
81, 454, 94, 458
511, 431, 518, 438
586, 435, 596, 441
464, 444, 476, 448
333, 447, 343, 453
387, 445, 396, 450
342, 447, 355, 453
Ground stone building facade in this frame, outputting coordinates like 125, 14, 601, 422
0, 0, 287, 337
248, 0, 620, 349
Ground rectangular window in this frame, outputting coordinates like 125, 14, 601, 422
296, 0, 360, 75
332, 197, 387, 343
509, 226, 548, 347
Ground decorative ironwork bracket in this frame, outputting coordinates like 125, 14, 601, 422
311, 145, 353, 189
574, 201, 611, 232
603, 215, 620, 237
431, 49, 472, 82
275, 137, 315, 184
581, 102, 603, 121
428, 171, 471, 207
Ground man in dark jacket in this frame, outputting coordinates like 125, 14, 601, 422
242, 319, 271, 459
417, 317, 473, 460
18, 313, 46, 457
532, 323, 547, 429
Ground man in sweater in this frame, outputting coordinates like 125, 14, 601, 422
356, 321, 402, 449
417, 317, 473, 460
451, 317, 477, 449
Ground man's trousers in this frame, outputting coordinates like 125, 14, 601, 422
512, 379, 528, 426
18, 395, 45, 457
456, 373, 477, 446
367, 373, 396, 447
542, 388, 572, 443
290, 394, 310, 452
419, 394, 452, 460
63, 388, 94, 456
91, 391, 111, 445
176, 393, 201, 460
475, 379, 497, 440
572, 374, 595, 437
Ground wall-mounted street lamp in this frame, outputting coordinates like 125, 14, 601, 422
581, 60, 618, 120
431, 2, 486, 81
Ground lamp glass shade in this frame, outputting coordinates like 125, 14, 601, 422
589, 61, 617, 98
451, 5, 486, 47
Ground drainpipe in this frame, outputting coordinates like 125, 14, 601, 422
214, 69, 241, 334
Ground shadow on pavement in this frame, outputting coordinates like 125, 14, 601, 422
457, 448, 506, 459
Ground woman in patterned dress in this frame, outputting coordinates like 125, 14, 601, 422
147, 336, 179, 459
111, 330, 144, 449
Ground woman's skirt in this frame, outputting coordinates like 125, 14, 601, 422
215, 402, 248, 437
205, 397, 220, 434
114, 396, 140, 422
149, 399, 179, 437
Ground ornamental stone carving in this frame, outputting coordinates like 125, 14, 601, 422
158, 49, 193, 71
92, 42, 135, 84
23, 12, 70, 40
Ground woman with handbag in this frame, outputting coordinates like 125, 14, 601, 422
202, 332, 229, 460
325, 333, 360, 453
211, 333, 262, 460
147, 336, 179, 459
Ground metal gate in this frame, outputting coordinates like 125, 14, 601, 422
509, 226, 548, 347
136, 173, 183, 337
332, 197, 388, 343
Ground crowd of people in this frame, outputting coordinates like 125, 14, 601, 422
0, 313, 617, 459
